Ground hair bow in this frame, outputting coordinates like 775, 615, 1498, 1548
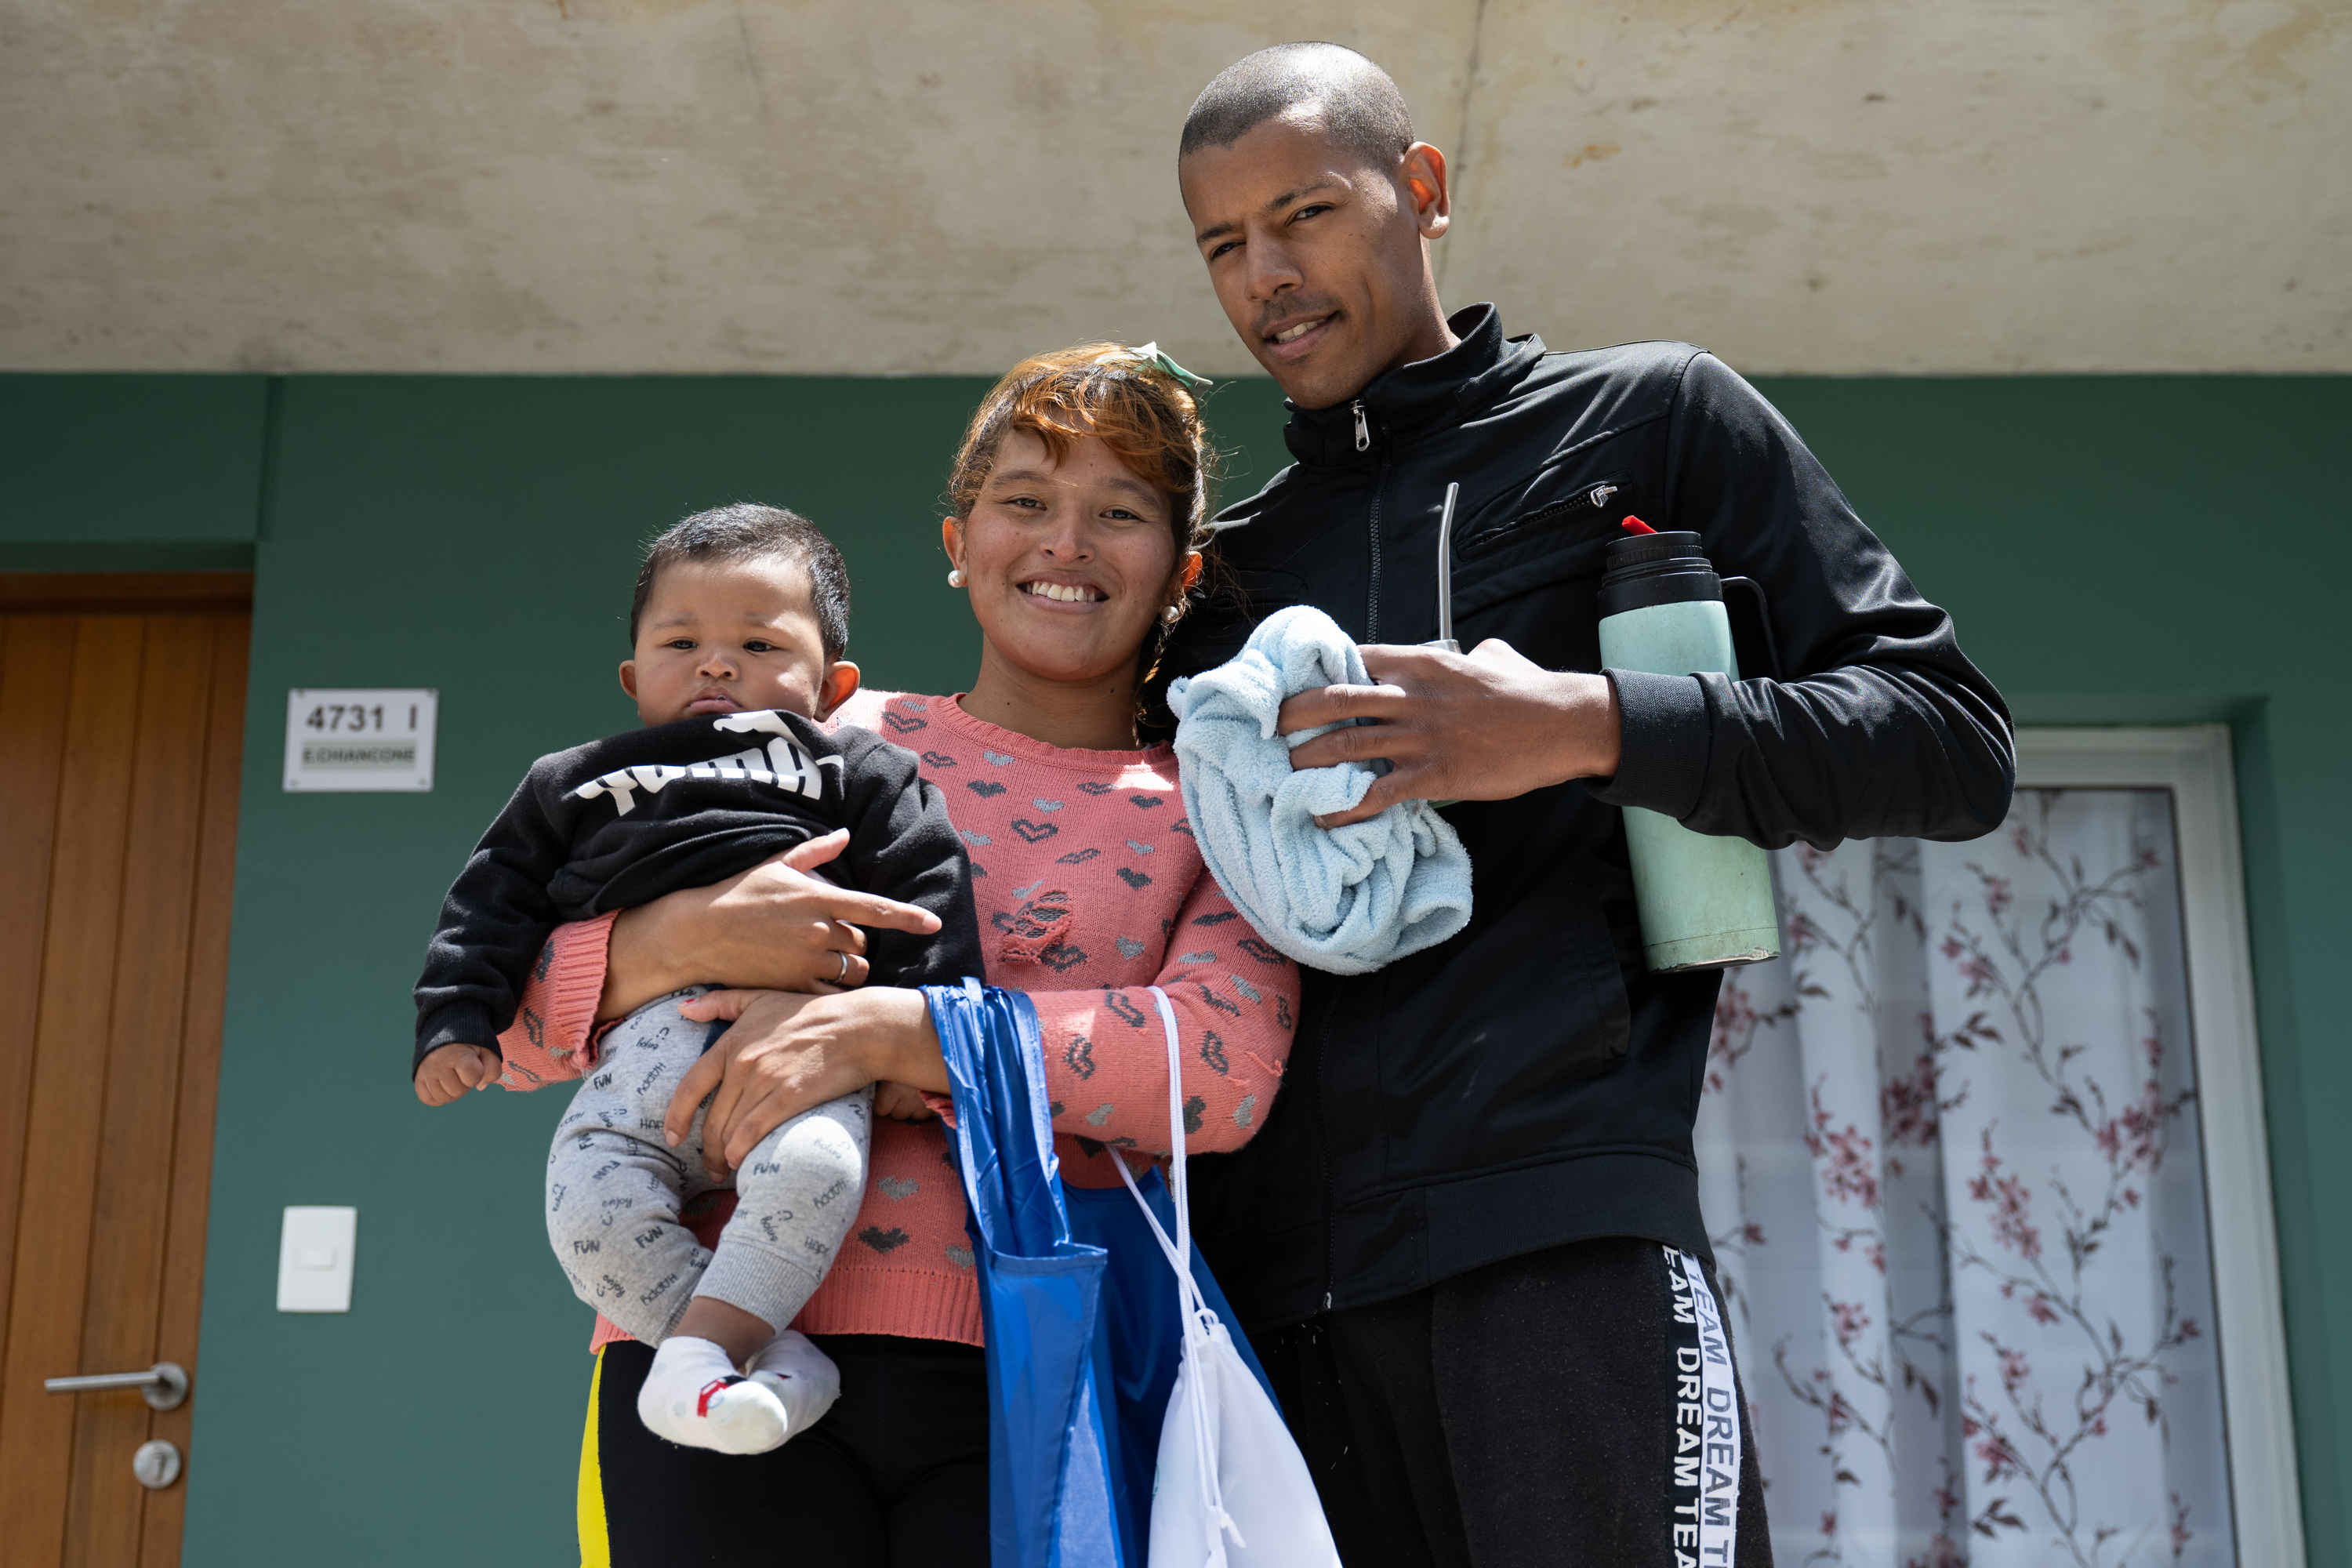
1117, 342, 1214, 393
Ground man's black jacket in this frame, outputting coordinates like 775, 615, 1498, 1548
1163, 305, 2013, 1332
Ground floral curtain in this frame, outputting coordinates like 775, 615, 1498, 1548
1697, 789, 2236, 1566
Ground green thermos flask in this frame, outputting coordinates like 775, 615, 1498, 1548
1595, 525, 1781, 972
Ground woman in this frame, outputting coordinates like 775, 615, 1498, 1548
502, 344, 1298, 1566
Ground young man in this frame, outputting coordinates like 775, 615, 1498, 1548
1164, 43, 2014, 1568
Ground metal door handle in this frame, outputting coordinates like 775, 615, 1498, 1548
45, 1360, 188, 1410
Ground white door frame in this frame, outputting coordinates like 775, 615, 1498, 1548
2014, 726, 2303, 1566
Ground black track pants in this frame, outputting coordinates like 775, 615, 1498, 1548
1254, 1236, 1775, 1568
583, 1333, 989, 1568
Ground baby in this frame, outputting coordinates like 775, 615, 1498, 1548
412, 503, 980, 1455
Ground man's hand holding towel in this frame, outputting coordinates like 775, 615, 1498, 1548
1168, 605, 1472, 976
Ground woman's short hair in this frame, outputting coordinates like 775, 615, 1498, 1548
946, 346, 1223, 735
946, 344, 1217, 573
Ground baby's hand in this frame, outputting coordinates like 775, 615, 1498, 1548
416, 1043, 503, 1106
873, 1080, 936, 1122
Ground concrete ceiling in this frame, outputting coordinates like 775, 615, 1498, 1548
2, 0, 2343, 376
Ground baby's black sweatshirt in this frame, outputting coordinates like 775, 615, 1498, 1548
412, 707, 982, 1074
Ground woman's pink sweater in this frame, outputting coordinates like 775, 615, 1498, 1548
495, 691, 1300, 1349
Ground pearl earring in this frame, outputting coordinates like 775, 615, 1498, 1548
1161, 602, 1184, 625
947, 568, 967, 587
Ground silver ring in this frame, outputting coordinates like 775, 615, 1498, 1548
833, 950, 851, 984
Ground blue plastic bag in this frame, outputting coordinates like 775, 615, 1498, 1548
931, 982, 1279, 1568
931, 979, 1123, 1568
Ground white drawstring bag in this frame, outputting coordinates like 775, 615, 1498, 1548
1115, 988, 1344, 1568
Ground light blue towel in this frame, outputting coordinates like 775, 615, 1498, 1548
1168, 604, 1472, 975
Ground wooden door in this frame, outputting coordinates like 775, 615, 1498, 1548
0, 573, 250, 1568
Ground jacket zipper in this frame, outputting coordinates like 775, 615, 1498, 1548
1461, 480, 1623, 556
1335, 396, 1379, 1309
1364, 440, 1391, 641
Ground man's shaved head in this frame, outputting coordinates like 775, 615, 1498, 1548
1178, 43, 1454, 408
1180, 42, 1414, 169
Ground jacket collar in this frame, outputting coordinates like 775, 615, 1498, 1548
1280, 303, 1543, 467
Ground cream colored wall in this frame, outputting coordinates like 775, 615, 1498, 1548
2, 0, 2343, 375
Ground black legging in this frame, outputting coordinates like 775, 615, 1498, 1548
582, 1333, 989, 1567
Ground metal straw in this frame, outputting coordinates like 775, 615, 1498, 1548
1431, 481, 1461, 652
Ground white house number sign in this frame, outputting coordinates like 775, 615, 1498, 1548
283, 688, 438, 792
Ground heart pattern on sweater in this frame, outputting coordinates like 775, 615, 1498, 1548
1010, 818, 1059, 843
1200, 1032, 1229, 1075
983, 750, 1014, 766
1116, 867, 1152, 889
967, 780, 1006, 797
883, 710, 927, 734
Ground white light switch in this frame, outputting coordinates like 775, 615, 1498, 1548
277, 1207, 357, 1312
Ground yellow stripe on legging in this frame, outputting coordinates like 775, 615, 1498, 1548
578, 1348, 611, 1568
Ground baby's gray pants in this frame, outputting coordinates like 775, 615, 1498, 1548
544, 988, 871, 1346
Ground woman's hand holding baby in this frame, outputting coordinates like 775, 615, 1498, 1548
599, 830, 944, 1022
415, 1042, 502, 1105
669, 986, 949, 1177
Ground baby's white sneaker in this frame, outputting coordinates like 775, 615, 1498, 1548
637, 1336, 791, 1455
746, 1329, 842, 1437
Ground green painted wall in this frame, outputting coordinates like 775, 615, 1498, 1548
1, 370, 2344, 1564
0, 375, 270, 569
